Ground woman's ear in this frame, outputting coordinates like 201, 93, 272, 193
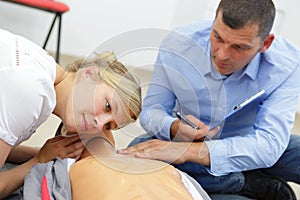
259, 34, 275, 53
79, 66, 99, 81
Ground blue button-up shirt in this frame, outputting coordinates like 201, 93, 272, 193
139, 21, 300, 175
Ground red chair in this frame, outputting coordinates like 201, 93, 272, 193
0, 0, 69, 63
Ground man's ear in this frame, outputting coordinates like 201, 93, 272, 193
259, 34, 275, 53
79, 66, 99, 81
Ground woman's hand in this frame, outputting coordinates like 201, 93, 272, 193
36, 135, 84, 163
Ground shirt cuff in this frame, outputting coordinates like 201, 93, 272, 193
157, 116, 177, 141
204, 140, 231, 176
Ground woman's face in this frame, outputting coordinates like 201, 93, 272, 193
65, 67, 131, 134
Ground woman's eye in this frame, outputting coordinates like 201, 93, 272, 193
105, 101, 111, 111
105, 123, 111, 130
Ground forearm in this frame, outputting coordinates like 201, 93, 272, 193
7, 145, 39, 164
140, 108, 175, 140
140, 56, 177, 140
185, 142, 210, 166
0, 156, 39, 199
205, 130, 288, 175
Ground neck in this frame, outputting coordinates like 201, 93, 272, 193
54, 64, 68, 86
81, 135, 116, 159
55, 71, 68, 86
53, 71, 76, 119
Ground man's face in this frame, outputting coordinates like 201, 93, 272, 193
210, 12, 263, 75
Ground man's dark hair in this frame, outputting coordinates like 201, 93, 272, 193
215, 0, 275, 39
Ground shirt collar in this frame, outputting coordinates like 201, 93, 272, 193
241, 53, 261, 80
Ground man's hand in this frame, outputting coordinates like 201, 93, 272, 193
171, 115, 219, 142
36, 135, 84, 163
117, 139, 210, 166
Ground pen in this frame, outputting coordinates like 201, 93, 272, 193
174, 111, 212, 141
174, 111, 199, 130
233, 89, 265, 110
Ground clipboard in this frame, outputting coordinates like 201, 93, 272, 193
209, 89, 265, 130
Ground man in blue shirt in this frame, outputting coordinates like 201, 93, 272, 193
118, 0, 300, 199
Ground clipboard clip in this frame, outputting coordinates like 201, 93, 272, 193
233, 89, 265, 110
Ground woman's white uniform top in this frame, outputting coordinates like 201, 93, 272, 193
0, 29, 56, 146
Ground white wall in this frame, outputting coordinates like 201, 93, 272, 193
0, 0, 176, 58
1, 0, 300, 112
171, 0, 300, 46
1, 0, 300, 56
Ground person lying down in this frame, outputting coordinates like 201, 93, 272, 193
23, 131, 211, 200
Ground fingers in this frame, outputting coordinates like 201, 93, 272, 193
194, 126, 220, 141
117, 139, 159, 155
117, 143, 143, 155
117, 141, 160, 161
174, 115, 214, 141
58, 135, 82, 147
134, 151, 157, 160
207, 126, 220, 138
37, 134, 84, 163
118, 140, 190, 164
59, 146, 84, 160
174, 114, 222, 141
56, 138, 84, 159
45, 135, 66, 143
194, 122, 221, 141
45, 134, 80, 146
194, 126, 210, 140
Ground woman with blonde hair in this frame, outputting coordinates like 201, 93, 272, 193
0, 28, 141, 198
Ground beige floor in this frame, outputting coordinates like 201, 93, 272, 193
22, 54, 300, 198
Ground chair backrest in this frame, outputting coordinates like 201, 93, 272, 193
0, 0, 70, 63
1, 0, 69, 13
